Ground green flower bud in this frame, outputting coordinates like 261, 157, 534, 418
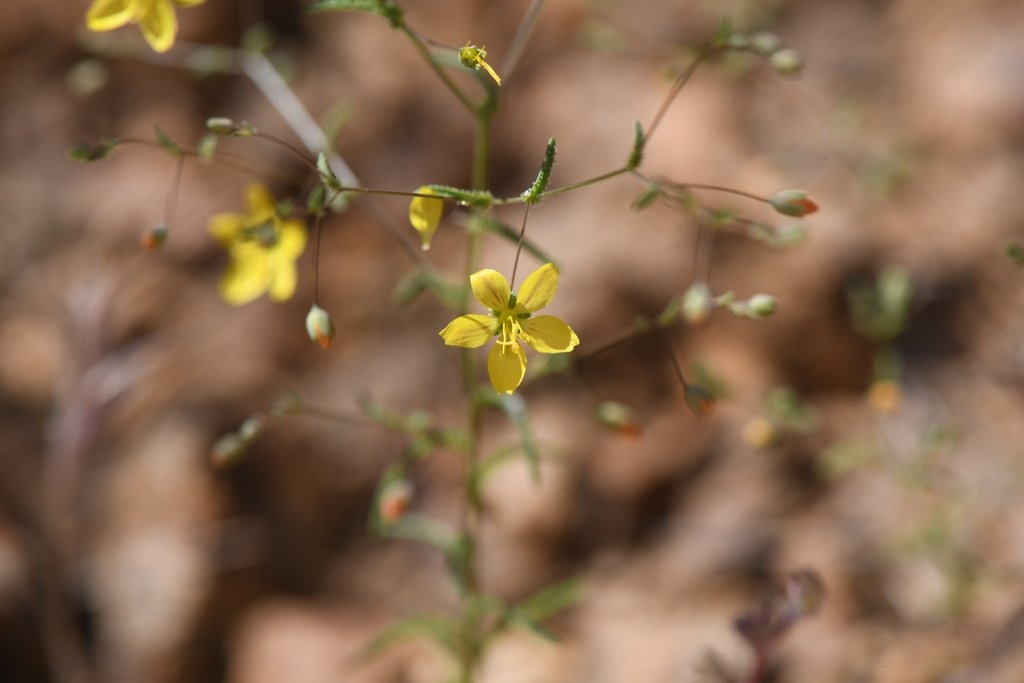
305, 304, 335, 349
750, 32, 783, 54
770, 48, 803, 76
682, 282, 715, 327
747, 294, 779, 318
206, 117, 237, 135
769, 189, 818, 217
596, 401, 640, 436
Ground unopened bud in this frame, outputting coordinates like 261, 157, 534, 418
682, 282, 715, 327
747, 294, 779, 318
305, 304, 335, 349
684, 384, 715, 417
210, 433, 246, 468
140, 224, 168, 250
749, 32, 783, 54
238, 415, 265, 441
206, 117, 237, 135
769, 190, 818, 217
596, 401, 640, 437
770, 48, 803, 76
379, 479, 413, 524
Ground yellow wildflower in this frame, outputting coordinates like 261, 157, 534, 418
458, 43, 502, 86
85, 0, 206, 53
408, 186, 444, 250
440, 264, 579, 394
209, 184, 307, 306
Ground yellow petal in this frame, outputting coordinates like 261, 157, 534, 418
470, 269, 510, 311
274, 219, 308, 258
137, 0, 177, 52
86, 0, 136, 31
409, 187, 443, 250
267, 260, 298, 301
478, 59, 502, 86
220, 248, 270, 305
488, 341, 527, 394
246, 183, 278, 219
520, 315, 579, 353
516, 263, 559, 312
209, 212, 245, 244
173, 0, 205, 6
440, 314, 497, 348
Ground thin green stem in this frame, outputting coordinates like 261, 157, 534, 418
311, 212, 324, 306
501, 0, 546, 80
252, 131, 318, 171
645, 45, 715, 145
537, 166, 629, 200
661, 328, 689, 390
163, 155, 186, 231
509, 204, 531, 290
399, 24, 477, 114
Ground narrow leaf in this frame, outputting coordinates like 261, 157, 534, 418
522, 138, 556, 204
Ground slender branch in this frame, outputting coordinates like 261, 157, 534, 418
645, 45, 715, 145
509, 204, 531, 290
398, 25, 477, 114
537, 166, 629, 200
501, 0, 546, 80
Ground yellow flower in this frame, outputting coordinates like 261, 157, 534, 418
408, 186, 443, 250
85, 0, 206, 53
440, 264, 579, 394
209, 184, 307, 306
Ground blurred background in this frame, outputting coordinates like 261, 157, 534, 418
2, 0, 1024, 681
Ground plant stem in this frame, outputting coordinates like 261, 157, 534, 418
538, 166, 629, 200
399, 24, 477, 114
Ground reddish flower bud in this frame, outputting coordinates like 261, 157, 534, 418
305, 304, 335, 349
769, 190, 818, 217
379, 480, 413, 524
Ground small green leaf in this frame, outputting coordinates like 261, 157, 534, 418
316, 151, 343, 191
306, 0, 403, 27
516, 576, 584, 623
154, 126, 183, 158
68, 139, 118, 161
354, 615, 460, 663
1006, 242, 1024, 266
523, 138, 556, 205
655, 295, 682, 327
626, 120, 645, 170
712, 16, 733, 48
631, 183, 662, 210
425, 184, 494, 209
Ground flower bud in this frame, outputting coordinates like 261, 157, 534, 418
747, 294, 779, 318
769, 189, 818, 217
305, 304, 335, 349
206, 117, 237, 135
749, 32, 783, 54
596, 401, 640, 437
682, 282, 715, 327
684, 383, 715, 417
140, 224, 168, 250
770, 48, 803, 76
210, 433, 246, 469
379, 479, 413, 524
